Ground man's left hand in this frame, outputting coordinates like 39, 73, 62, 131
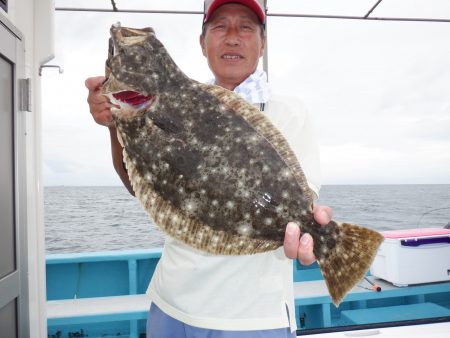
283, 205, 332, 265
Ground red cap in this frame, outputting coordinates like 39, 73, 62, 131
203, 0, 266, 25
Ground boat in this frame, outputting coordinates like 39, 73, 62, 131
1, 0, 449, 337
44, 245, 450, 337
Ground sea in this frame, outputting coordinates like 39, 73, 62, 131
44, 184, 450, 254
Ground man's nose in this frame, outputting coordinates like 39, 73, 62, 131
224, 27, 241, 45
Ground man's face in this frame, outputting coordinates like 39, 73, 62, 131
200, 3, 266, 90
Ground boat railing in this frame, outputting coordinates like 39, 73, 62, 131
46, 248, 450, 338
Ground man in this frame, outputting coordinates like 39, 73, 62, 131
86, 1, 332, 337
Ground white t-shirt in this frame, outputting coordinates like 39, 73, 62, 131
147, 95, 321, 332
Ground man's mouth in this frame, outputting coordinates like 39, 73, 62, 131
222, 54, 243, 60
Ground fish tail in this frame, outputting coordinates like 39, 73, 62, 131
312, 221, 384, 306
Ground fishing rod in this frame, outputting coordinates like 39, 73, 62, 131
417, 207, 450, 227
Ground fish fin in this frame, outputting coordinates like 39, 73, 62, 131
315, 222, 384, 306
116, 127, 124, 147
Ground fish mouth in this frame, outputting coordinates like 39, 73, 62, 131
107, 90, 157, 119
112, 90, 154, 106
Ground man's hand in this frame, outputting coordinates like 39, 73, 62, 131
85, 76, 135, 195
283, 205, 332, 265
85, 76, 116, 127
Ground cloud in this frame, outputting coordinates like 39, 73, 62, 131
44, 158, 77, 174
321, 142, 450, 184
42, 5, 450, 186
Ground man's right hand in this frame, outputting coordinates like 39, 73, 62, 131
86, 76, 135, 194
85, 76, 116, 127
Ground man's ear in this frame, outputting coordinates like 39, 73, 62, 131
259, 35, 266, 58
199, 34, 207, 57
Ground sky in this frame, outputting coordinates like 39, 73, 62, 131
42, 0, 450, 186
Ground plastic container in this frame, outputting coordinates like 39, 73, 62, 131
370, 228, 450, 286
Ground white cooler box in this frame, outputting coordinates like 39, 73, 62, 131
370, 228, 450, 287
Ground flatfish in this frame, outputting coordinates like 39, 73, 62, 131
101, 24, 384, 306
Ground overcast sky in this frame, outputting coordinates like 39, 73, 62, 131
42, 0, 450, 186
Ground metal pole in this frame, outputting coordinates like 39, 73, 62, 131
55, 8, 203, 15
262, 0, 268, 78
267, 13, 450, 23
364, 0, 384, 19
54, 7, 450, 23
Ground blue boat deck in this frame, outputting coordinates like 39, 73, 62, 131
46, 249, 450, 337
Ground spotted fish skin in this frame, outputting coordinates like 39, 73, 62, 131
102, 25, 384, 306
